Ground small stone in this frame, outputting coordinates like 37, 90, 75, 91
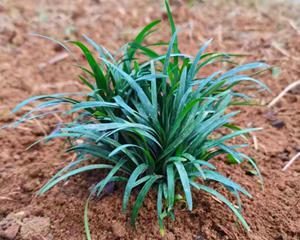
53, 44, 64, 52
271, 119, 285, 129
20, 217, 50, 240
103, 182, 115, 194
111, 221, 126, 238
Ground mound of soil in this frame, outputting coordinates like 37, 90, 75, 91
0, 0, 299, 239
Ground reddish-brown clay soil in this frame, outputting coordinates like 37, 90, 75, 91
0, 0, 300, 239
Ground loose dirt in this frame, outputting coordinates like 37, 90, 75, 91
0, 0, 299, 239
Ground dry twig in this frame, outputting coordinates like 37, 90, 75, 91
252, 134, 258, 150
38, 52, 69, 70
0, 196, 14, 201
282, 152, 300, 171
268, 80, 300, 108
288, 20, 300, 35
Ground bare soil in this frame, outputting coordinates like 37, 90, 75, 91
0, 0, 299, 239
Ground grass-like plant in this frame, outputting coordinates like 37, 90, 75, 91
10, 1, 269, 238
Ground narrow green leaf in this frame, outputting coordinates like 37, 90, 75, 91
70, 101, 118, 113
122, 164, 148, 211
94, 159, 127, 196
38, 164, 112, 195
109, 144, 143, 158
157, 183, 165, 236
71, 41, 108, 93
129, 19, 161, 60
164, 0, 178, 53
84, 195, 92, 240
166, 164, 175, 209
174, 162, 193, 211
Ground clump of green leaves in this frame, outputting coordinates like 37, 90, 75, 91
11, 0, 269, 237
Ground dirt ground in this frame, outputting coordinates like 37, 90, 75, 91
0, 0, 300, 239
